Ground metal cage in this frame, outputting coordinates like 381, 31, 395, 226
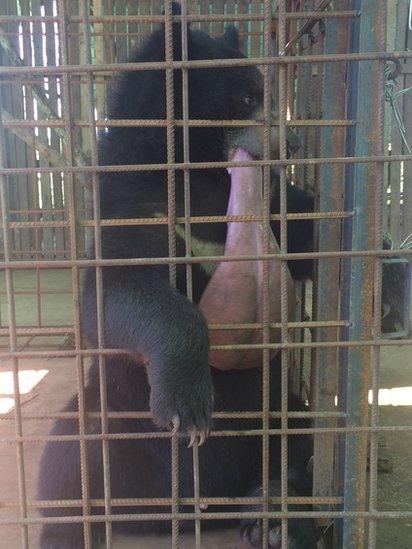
0, 1, 412, 548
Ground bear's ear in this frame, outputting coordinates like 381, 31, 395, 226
219, 25, 240, 51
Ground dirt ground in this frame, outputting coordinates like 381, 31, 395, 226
1, 271, 412, 548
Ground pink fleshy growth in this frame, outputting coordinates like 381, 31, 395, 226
227, 147, 254, 174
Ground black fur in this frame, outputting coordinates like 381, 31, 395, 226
241, 480, 318, 548
38, 363, 315, 547
38, 4, 316, 547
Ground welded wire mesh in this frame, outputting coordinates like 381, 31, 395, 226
1, 1, 412, 549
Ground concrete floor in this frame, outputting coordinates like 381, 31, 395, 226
374, 346, 412, 548
1, 270, 412, 547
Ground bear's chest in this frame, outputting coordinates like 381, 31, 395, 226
154, 211, 225, 278
175, 223, 225, 277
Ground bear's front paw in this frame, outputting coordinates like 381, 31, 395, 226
150, 367, 214, 446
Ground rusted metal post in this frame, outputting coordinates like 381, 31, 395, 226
312, 0, 350, 530
341, 1, 386, 548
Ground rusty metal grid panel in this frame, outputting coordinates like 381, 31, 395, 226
0, 1, 411, 549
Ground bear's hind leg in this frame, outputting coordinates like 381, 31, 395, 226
39, 522, 91, 549
240, 479, 318, 548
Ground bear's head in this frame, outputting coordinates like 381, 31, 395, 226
107, 2, 300, 164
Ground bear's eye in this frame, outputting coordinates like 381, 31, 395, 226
243, 94, 254, 106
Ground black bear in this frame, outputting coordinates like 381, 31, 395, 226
37, 4, 318, 547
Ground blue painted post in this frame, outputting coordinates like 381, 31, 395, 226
341, 1, 386, 547
312, 0, 350, 527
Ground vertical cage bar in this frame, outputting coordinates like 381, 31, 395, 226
20, 0, 42, 336
0, 93, 29, 549
180, 2, 201, 546
21, 0, 43, 330
20, 0, 42, 267
312, 0, 349, 524
165, 1, 177, 288
295, 29, 311, 190
291, 3, 309, 403
81, 0, 113, 546
342, 2, 385, 547
335, 4, 361, 545
56, 1, 92, 546
180, 0, 193, 305
368, 3, 387, 546
277, 1, 289, 547
163, 4, 179, 547
33, 0, 54, 260
261, 0, 273, 546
